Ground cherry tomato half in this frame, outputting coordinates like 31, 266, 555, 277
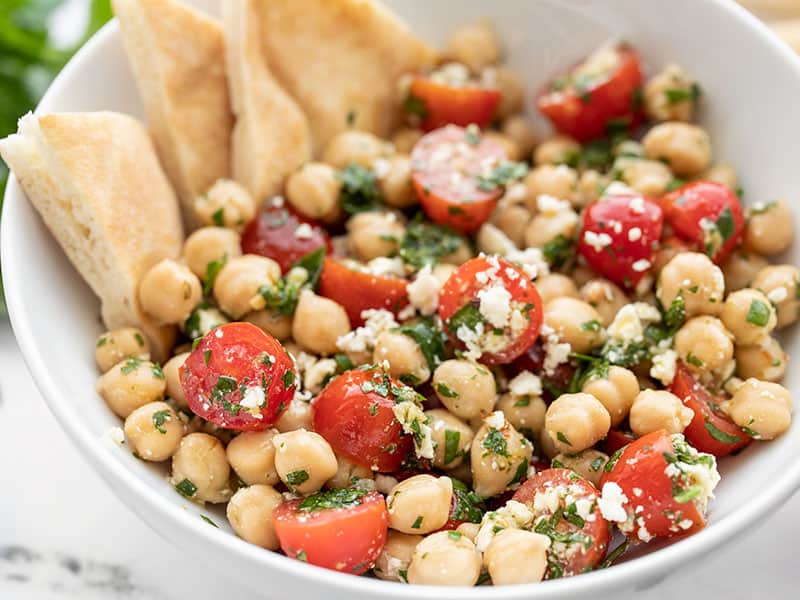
669, 362, 750, 457
438, 256, 543, 364
180, 322, 295, 431
273, 489, 388, 575
578, 194, 663, 289
312, 368, 413, 472
241, 198, 330, 273
603, 429, 636, 456
411, 125, 507, 233
437, 478, 485, 532
513, 469, 609, 577
537, 46, 643, 142
318, 258, 408, 327
409, 76, 501, 131
660, 181, 745, 264
601, 431, 707, 541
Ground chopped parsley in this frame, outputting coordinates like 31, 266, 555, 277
96, 336, 108, 347
475, 160, 528, 191
203, 254, 228, 296
120, 356, 143, 374
200, 515, 218, 528
448, 531, 463, 541
258, 247, 325, 315
556, 431, 572, 446
150, 364, 165, 379
746, 299, 771, 327
444, 429, 461, 464
435, 382, 459, 398
396, 317, 448, 370
175, 478, 197, 498
211, 207, 225, 227
482, 428, 509, 457
703, 420, 742, 444
211, 375, 240, 416
399, 216, 463, 268
590, 456, 605, 471
286, 470, 309, 487
338, 164, 382, 214
449, 478, 484, 523
580, 319, 602, 332
411, 515, 424, 529
673, 484, 703, 504
204, 349, 212, 365
298, 487, 368, 512
283, 369, 295, 389
403, 93, 428, 119
151, 409, 171, 434
542, 234, 575, 268
296, 550, 308, 562
685, 352, 704, 368
447, 302, 483, 334
511, 458, 529, 484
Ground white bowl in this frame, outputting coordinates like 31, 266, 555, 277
3, 0, 800, 598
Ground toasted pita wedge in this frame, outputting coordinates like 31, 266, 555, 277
222, 0, 312, 201
255, 0, 437, 154
113, 0, 233, 229
0, 112, 183, 361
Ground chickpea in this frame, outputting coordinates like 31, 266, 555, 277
493, 67, 525, 119
138, 259, 202, 325
322, 130, 387, 169
642, 122, 712, 178
543, 298, 605, 353
576, 169, 610, 207
735, 336, 788, 382
644, 64, 699, 122
581, 365, 639, 427
456, 522, 480, 542
391, 128, 423, 154
446, 461, 474, 487
445, 21, 500, 72
753, 265, 800, 328
439, 237, 474, 265
477, 222, 518, 257
326, 454, 373, 489
524, 208, 578, 249
524, 165, 578, 209
171, 433, 231, 503
374, 531, 423, 582
496, 392, 546, 438
580, 279, 628, 326
243, 309, 293, 341
426, 409, 474, 469
373, 331, 430, 385
285, 162, 342, 223
545, 393, 611, 454
724, 379, 792, 440
501, 116, 537, 159
652, 236, 690, 276
387, 475, 453, 534
213, 255, 281, 319
123, 401, 183, 461
744, 201, 794, 256
720, 288, 777, 345
226, 485, 283, 549
552, 449, 608, 486
272, 429, 338, 494
537, 273, 579, 306
378, 154, 416, 208
674, 316, 734, 376
538, 427, 558, 460
629, 390, 693, 436
484, 528, 550, 585
471, 414, 532, 499
292, 290, 350, 355
182, 227, 242, 280
95, 327, 150, 373
163, 352, 188, 407
657, 252, 725, 317
97, 358, 167, 418
703, 164, 738, 190
195, 179, 255, 230
432, 360, 496, 419
533, 136, 580, 167
571, 265, 598, 288
407, 530, 482, 586
616, 157, 673, 196
722, 250, 769, 292
275, 398, 314, 432
226, 429, 280, 486
491, 198, 531, 248
347, 211, 406, 261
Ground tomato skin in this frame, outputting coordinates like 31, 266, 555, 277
669, 362, 750, 457
537, 47, 643, 142
438, 257, 543, 364
241, 199, 330, 273
577, 194, 663, 288
180, 323, 295, 431
513, 469, 609, 576
312, 369, 413, 472
272, 491, 388, 574
660, 181, 745, 264
600, 431, 705, 540
411, 125, 506, 233
318, 258, 408, 327
410, 76, 501, 131
603, 430, 636, 456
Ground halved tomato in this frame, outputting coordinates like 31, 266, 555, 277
408, 76, 501, 130
437, 478, 485, 531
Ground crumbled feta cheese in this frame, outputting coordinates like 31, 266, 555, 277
506, 247, 550, 280
629, 196, 645, 214
767, 286, 788, 304
533, 487, 561, 514
457, 321, 485, 362
650, 349, 678, 385
484, 410, 506, 430
628, 227, 642, 242
606, 302, 660, 344
475, 500, 536, 551
336, 309, 398, 354
372, 157, 391, 178
294, 223, 314, 239
366, 256, 406, 278
631, 259, 651, 272
397, 304, 416, 320
598, 482, 629, 522
508, 371, 542, 398
406, 265, 441, 316
583, 230, 613, 252
602, 181, 635, 197
537, 194, 572, 215
104, 426, 126, 447
240, 386, 265, 409
478, 285, 513, 328
392, 401, 434, 460
540, 324, 572, 376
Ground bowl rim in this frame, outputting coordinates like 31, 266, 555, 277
3, 0, 800, 597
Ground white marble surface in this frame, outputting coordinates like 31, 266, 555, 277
0, 319, 795, 599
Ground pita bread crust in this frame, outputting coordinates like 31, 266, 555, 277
113, 0, 233, 229
0, 112, 182, 361
256, 0, 437, 154
222, 0, 312, 201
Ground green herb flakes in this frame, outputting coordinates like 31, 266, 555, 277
746, 299, 771, 327
151, 409, 171, 434
175, 478, 197, 498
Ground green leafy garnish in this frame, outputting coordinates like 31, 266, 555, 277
542, 235, 575, 268
298, 487, 368, 512
120, 356, 143, 374
211, 207, 225, 227
476, 161, 528, 191
411, 515, 424, 529
446, 302, 483, 333
435, 382, 459, 398
338, 164, 382, 214
746, 299, 771, 327
482, 428, 509, 456
580, 319, 602, 332
403, 93, 428, 119
703, 419, 742, 444
258, 247, 325, 315
396, 317, 448, 370
203, 254, 227, 296
399, 216, 463, 268
151, 409, 171, 434
673, 485, 703, 504
685, 352, 704, 368
444, 429, 461, 465
449, 478, 484, 524
200, 515, 218, 528
286, 470, 309, 487
175, 478, 197, 498
665, 83, 702, 104
556, 431, 572, 446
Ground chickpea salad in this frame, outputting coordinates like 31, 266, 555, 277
88, 20, 798, 589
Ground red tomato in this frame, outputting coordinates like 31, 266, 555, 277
409, 76, 501, 130
318, 258, 408, 327
241, 198, 330, 273
537, 46, 643, 142
272, 489, 388, 574
660, 181, 745, 264
437, 478, 485, 531
438, 256, 543, 364
601, 431, 708, 541
513, 469, 609, 577
669, 362, 751, 457
312, 368, 413, 472
411, 125, 507, 233
180, 323, 295, 431
603, 430, 636, 456
578, 194, 663, 288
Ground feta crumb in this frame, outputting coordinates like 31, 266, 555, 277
631, 259, 652, 272
629, 196, 645, 214
366, 256, 406, 278
767, 286, 788, 304
537, 194, 572, 215
336, 309, 398, 354
540, 324, 571, 375
477, 285, 513, 328
602, 181, 635, 197
650, 349, 678, 385
372, 157, 391, 178
475, 500, 536, 551
583, 230, 613, 252
598, 482, 629, 522
484, 410, 506, 430
628, 227, 642, 242
240, 386, 266, 409
406, 265, 442, 316
392, 401, 434, 460
506, 247, 550, 280
508, 371, 542, 398
294, 223, 314, 239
